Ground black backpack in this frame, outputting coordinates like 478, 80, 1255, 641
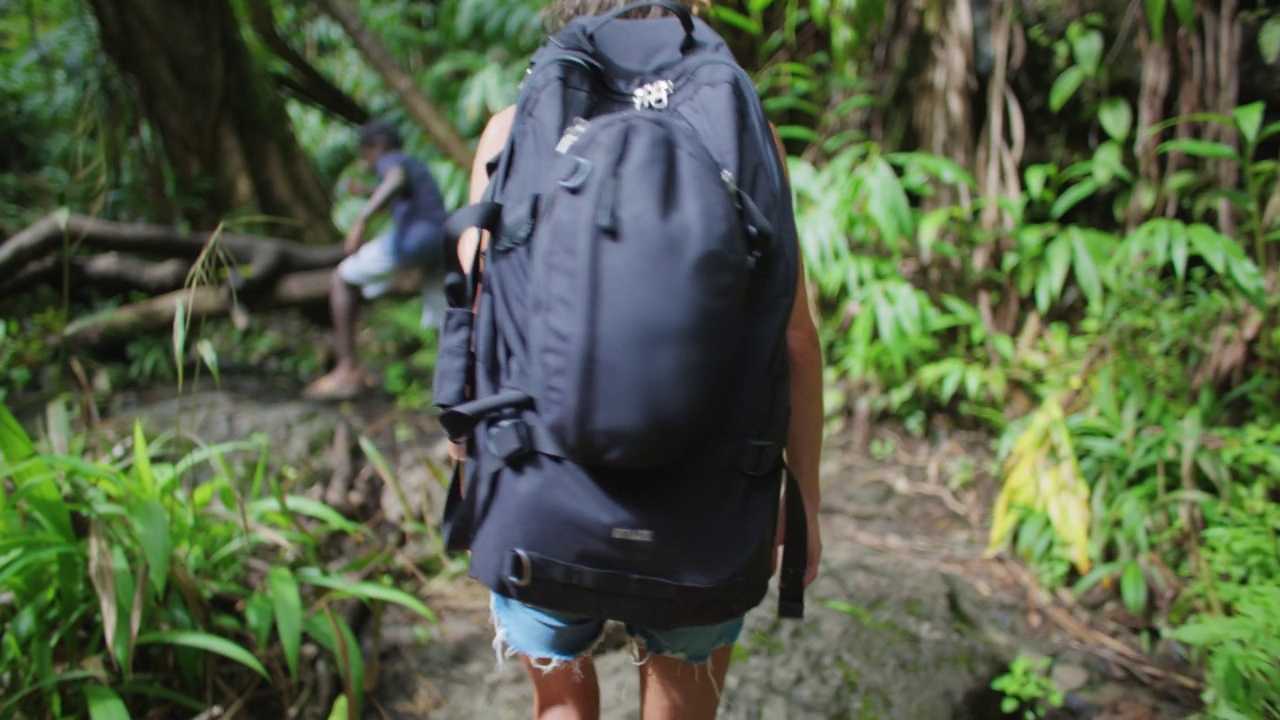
432, 0, 807, 629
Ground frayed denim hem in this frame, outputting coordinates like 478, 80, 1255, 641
488, 598, 610, 678
628, 636, 729, 698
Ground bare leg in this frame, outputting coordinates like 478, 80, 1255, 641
638, 644, 733, 720
303, 270, 365, 399
330, 269, 361, 378
522, 656, 600, 720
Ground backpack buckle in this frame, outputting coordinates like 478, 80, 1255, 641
740, 440, 780, 476
506, 549, 533, 587
487, 418, 534, 463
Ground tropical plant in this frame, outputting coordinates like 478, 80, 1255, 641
0, 401, 436, 718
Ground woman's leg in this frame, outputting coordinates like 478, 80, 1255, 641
637, 644, 734, 720
490, 594, 605, 720
522, 655, 601, 720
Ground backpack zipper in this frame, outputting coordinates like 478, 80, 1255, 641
524, 53, 785, 211
564, 111, 737, 207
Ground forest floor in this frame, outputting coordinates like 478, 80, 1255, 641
88, 374, 1202, 720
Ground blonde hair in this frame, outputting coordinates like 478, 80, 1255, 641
543, 0, 709, 33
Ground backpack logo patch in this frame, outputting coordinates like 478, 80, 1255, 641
611, 528, 656, 542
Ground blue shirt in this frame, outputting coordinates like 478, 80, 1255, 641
376, 150, 447, 266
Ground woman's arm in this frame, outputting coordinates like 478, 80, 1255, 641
459, 105, 517, 271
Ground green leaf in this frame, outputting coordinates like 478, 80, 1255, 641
298, 568, 438, 623
1157, 138, 1240, 162
132, 421, 154, 497
1098, 98, 1133, 141
1036, 236, 1073, 313
1071, 29, 1104, 75
130, 498, 170, 598
268, 567, 304, 678
1170, 223, 1189, 281
1260, 16, 1280, 65
1232, 101, 1265, 147
244, 591, 273, 650
84, 686, 130, 720
327, 695, 350, 720
1050, 66, 1087, 113
322, 610, 364, 719
1068, 228, 1104, 308
1025, 164, 1053, 200
1051, 178, 1100, 220
1120, 562, 1148, 614
708, 6, 762, 35
245, 495, 362, 535
1185, 223, 1229, 274
1144, 0, 1166, 44
137, 630, 268, 678
173, 297, 186, 392
1170, 0, 1194, 30
196, 339, 221, 388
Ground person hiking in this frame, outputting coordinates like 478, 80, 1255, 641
434, 3, 824, 719
304, 118, 449, 401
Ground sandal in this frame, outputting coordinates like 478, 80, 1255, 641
303, 372, 364, 401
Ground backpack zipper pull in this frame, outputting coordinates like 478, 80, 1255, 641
633, 80, 674, 110
557, 117, 590, 153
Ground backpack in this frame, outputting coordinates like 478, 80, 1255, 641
432, 0, 807, 630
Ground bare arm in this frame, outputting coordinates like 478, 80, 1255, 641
774, 127, 825, 585
459, 105, 517, 270
450, 106, 516, 465
356, 164, 406, 224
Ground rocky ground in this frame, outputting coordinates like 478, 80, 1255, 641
98, 379, 1199, 719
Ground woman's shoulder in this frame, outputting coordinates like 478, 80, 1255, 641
478, 105, 517, 154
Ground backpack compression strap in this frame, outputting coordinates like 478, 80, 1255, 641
779, 468, 808, 619
441, 201, 502, 309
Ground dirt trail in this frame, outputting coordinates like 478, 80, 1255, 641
103, 382, 1197, 719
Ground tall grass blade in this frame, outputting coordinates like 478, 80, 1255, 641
297, 568, 437, 623
137, 630, 268, 678
132, 422, 155, 498
267, 567, 303, 678
131, 498, 170, 598
173, 297, 187, 393
87, 521, 124, 670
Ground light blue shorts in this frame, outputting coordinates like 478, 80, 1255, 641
490, 593, 744, 666
337, 231, 445, 328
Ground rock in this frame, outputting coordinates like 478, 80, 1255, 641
1051, 663, 1091, 695
106, 380, 345, 476
716, 547, 1011, 720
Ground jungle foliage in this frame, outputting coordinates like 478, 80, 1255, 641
3, 0, 1280, 716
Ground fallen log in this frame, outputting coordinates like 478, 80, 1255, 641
59, 269, 333, 348
58, 268, 425, 350
0, 212, 344, 292
6, 252, 192, 296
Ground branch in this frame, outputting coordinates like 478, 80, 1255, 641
315, 0, 475, 169
272, 72, 369, 126
246, 0, 371, 126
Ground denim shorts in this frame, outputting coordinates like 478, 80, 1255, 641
338, 231, 409, 299
337, 231, 444, 328
490, 593, 744, 666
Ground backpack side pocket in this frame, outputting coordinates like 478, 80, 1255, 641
432, 307, 474, 410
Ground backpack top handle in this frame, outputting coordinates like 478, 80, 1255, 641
587, 1, 698, 53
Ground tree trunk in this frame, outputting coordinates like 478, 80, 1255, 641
86, 0, 338, 243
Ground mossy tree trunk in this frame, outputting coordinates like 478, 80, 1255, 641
87, 0, 338, 243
